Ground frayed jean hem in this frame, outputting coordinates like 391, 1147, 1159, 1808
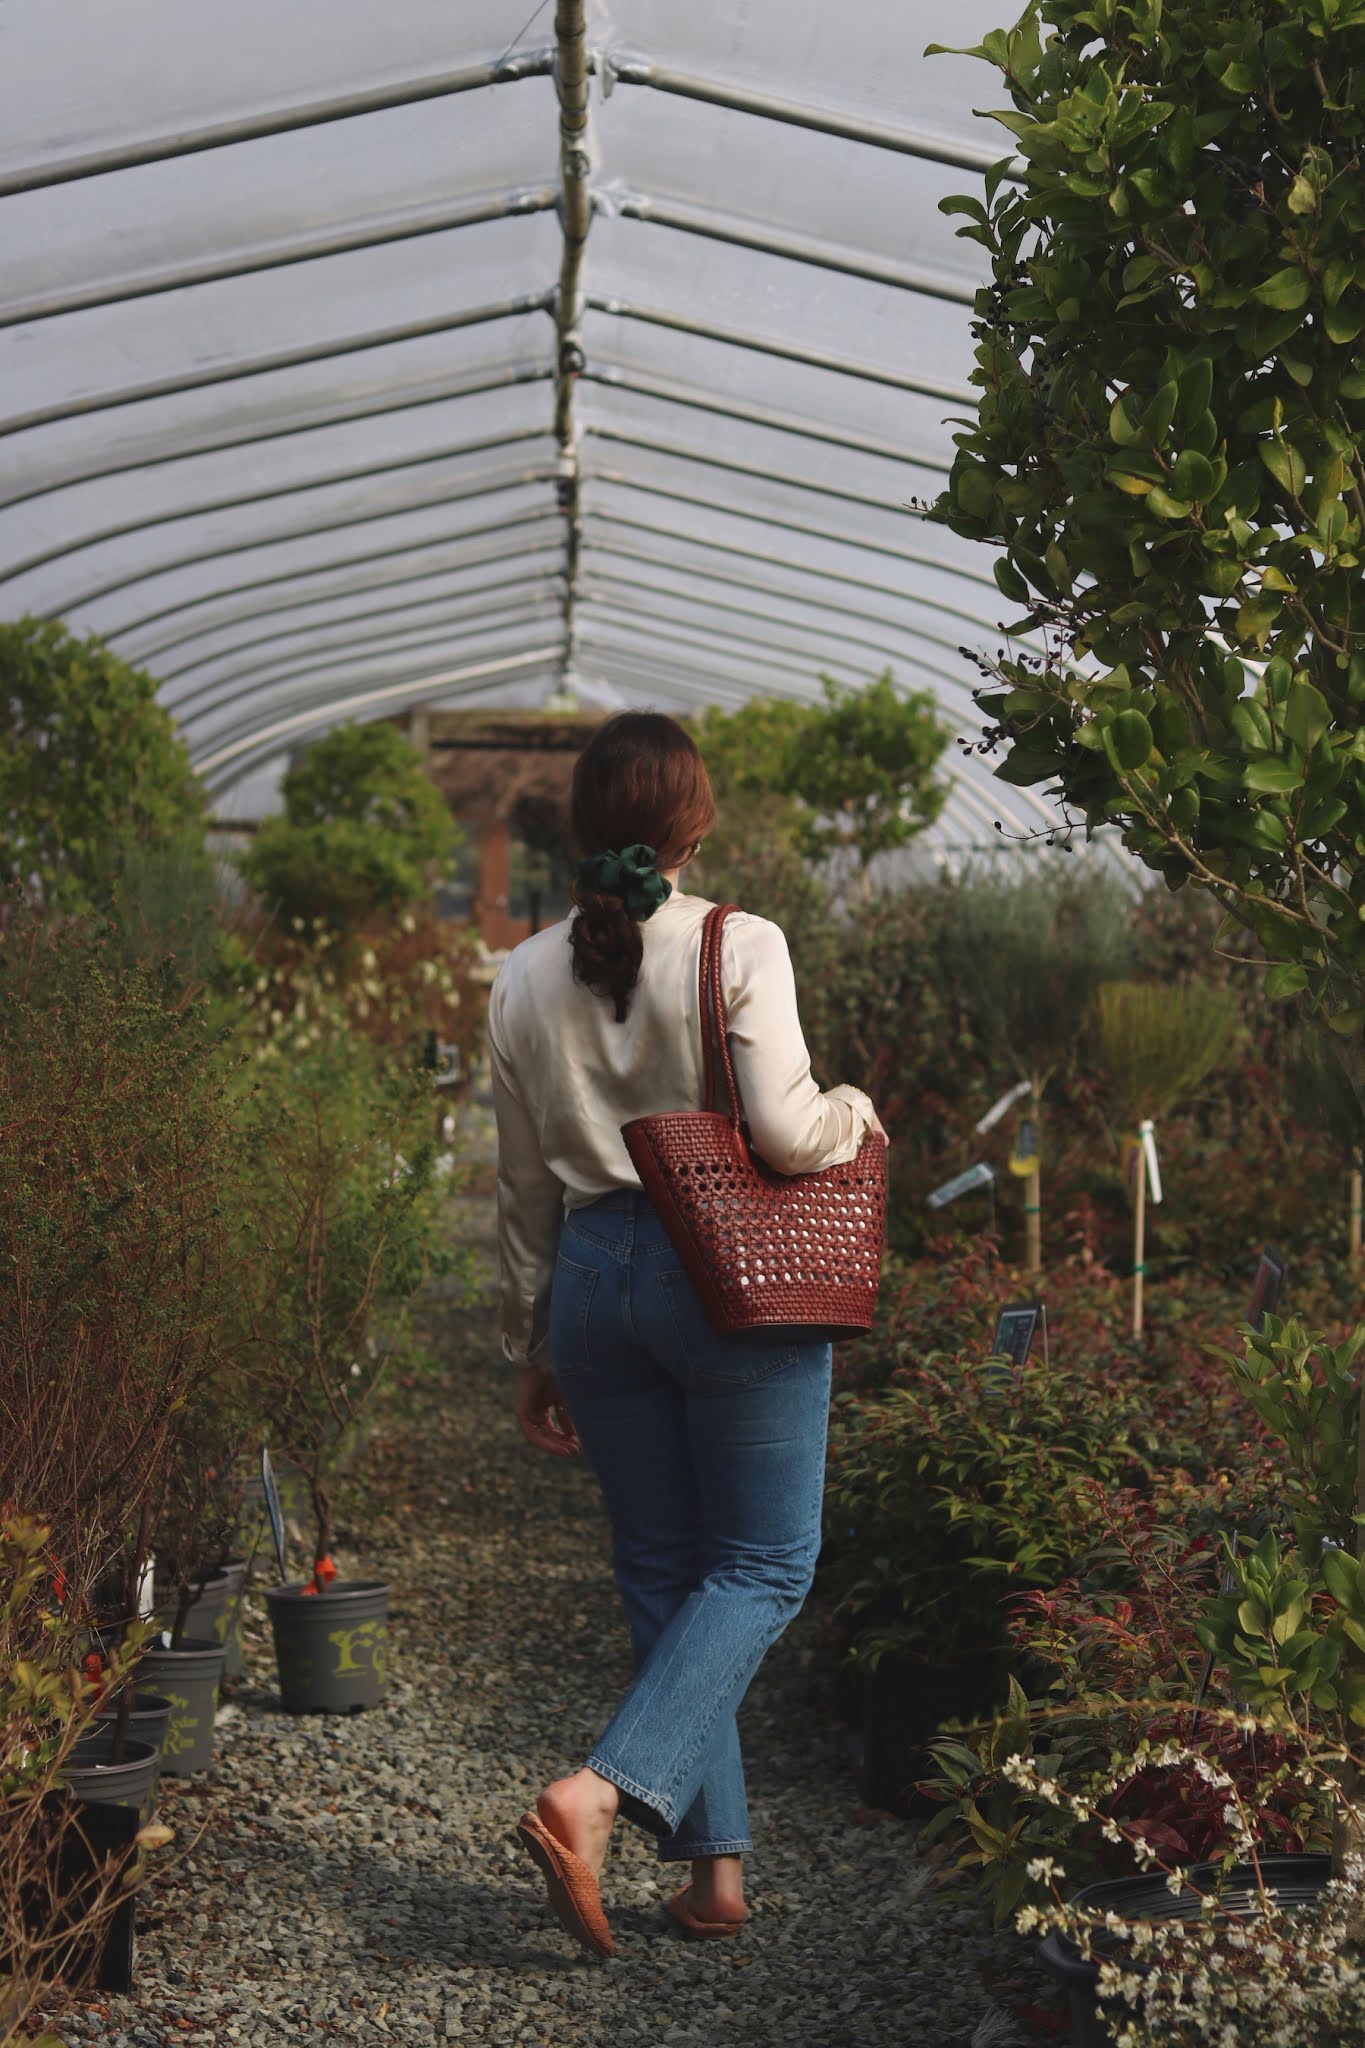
587, 1753, 675, 1839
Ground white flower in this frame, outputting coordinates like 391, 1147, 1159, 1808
1025, 1857, 1061, 1884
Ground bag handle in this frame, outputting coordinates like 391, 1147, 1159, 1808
699, 903, 742, 1132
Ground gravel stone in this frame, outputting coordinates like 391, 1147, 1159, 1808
45, 1117, 1062, 2048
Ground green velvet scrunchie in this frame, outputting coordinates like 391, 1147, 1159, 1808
577, 843, 672, 921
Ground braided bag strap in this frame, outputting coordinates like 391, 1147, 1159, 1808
698, 902, 742, 1125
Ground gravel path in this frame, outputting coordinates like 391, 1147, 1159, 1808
55, 1161, 1043, 2048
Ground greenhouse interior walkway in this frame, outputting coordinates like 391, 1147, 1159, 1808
46, 1131, 1041, 2048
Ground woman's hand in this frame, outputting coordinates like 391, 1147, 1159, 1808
515, 1361, 581, 1458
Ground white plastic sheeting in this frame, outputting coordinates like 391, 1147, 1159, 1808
0, 0, 1041, 840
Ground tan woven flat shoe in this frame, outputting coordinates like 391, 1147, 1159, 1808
666, 1884, 746, 1939
516, 1810, 616, 1959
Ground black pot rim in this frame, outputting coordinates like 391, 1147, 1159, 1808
266, 1578, 391, 1607
94, 1691, 173, 1717
68, 1736, 160, 1773
1039, 1852, 1334, 1985
139, 1635, 226, 1666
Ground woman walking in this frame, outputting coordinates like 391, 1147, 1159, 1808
488, 711, 884, 1957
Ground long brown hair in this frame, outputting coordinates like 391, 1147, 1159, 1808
569, 713, 715, 1020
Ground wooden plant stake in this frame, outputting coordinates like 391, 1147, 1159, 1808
1024, 1080, 1042, 1276
1352, 1152, 1362, 1263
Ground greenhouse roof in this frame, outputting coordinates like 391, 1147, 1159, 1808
0, 0, 1051, 844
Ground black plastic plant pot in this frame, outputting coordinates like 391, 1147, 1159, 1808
1038, 1853, 1333, 2048
93, 1690, 174, 1760
266, 1579, 391, 1714
136, 1637, 226, 1774
861, 1649, 1004, 1816
63, 1733, 160, 1820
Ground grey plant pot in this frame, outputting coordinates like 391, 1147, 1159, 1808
266, 1580, 391, 1714
214, 1558, 249, 1678
136, 1637, 225, 1774
64, 1733, 160, 1821
93, 1690, 174, 1761
153, 1568, 232, 1644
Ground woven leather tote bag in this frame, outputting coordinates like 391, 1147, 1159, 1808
622, 904, 887, 1341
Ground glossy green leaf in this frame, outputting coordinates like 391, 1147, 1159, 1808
1108, 710, 1155, 771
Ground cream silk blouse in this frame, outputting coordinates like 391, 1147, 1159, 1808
488, 888, 877, 1367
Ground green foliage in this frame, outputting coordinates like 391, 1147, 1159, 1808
934, 862, 1135, 1081
0, 616, 205, 915
240, 721, 456, 930
230, 1021, 446, 1566
1091, 976, 1238, 1122
693, 671, 951, 871
1227, 1315, 1364, 1561
928, 0, 1365, 1078
823, 1349, 1146, 1663
0, 912, 241, 1609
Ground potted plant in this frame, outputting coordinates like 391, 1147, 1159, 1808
234, 1014, 440, 1714
822, 1344, 1143, 1811
0, 908, 242, 1775
1, 1516, 174, 2030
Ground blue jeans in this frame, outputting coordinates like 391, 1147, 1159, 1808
547, 1189, 832, 1860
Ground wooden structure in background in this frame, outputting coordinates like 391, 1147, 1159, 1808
404, 707, 606, 951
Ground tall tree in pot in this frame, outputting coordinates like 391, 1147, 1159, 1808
236, 1025, 441, 1713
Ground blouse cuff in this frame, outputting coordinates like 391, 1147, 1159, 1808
822, 1084, 879, 1165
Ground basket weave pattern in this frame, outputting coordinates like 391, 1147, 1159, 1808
622, 905, 887, 1339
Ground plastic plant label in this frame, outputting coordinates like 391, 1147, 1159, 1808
926, 1161, 995, 1210
975, 1077, 1032, 1135
1009, 1117, 1039, 1177
1248, 1247, 1287, 1331
260, 1445, 287, 1581
991, 1301, 1042, 1367
1140, 1119, 1163, 1204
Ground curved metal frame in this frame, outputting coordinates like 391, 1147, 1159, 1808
1, 294, 552, 440
1, 426, 549, 594
118, 511, 562, 655
194, 645, 560, 787
37, 462, 557, 619
170, 594, 565, 725
155, 560, 564, 688
186, 621, 562, 740
582, 519, 997, 635
0, 186, 557, 329
582, 560, 983, 683
1, 364, 553, 516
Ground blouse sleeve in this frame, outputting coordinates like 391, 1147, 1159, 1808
720, 915, 878, 1176
488, 987, 565, 1368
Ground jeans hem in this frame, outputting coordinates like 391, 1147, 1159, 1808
587, 1753, 676, 1838
657, 1837, 751, 1862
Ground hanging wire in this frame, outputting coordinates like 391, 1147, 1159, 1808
495, 0, 555, 70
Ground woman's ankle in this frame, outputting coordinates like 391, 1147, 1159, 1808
688, 1853, 746, 1921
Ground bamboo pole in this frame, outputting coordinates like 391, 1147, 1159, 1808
1024, 1078, 1041, 1276
1351, 1155, 1362, 1263
1131, 1138, 1146, 1340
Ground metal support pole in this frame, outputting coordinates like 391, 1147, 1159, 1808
554, 0, 591, 695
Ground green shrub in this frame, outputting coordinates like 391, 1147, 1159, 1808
0, 617, 204, 916
241, 722, 456, 931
